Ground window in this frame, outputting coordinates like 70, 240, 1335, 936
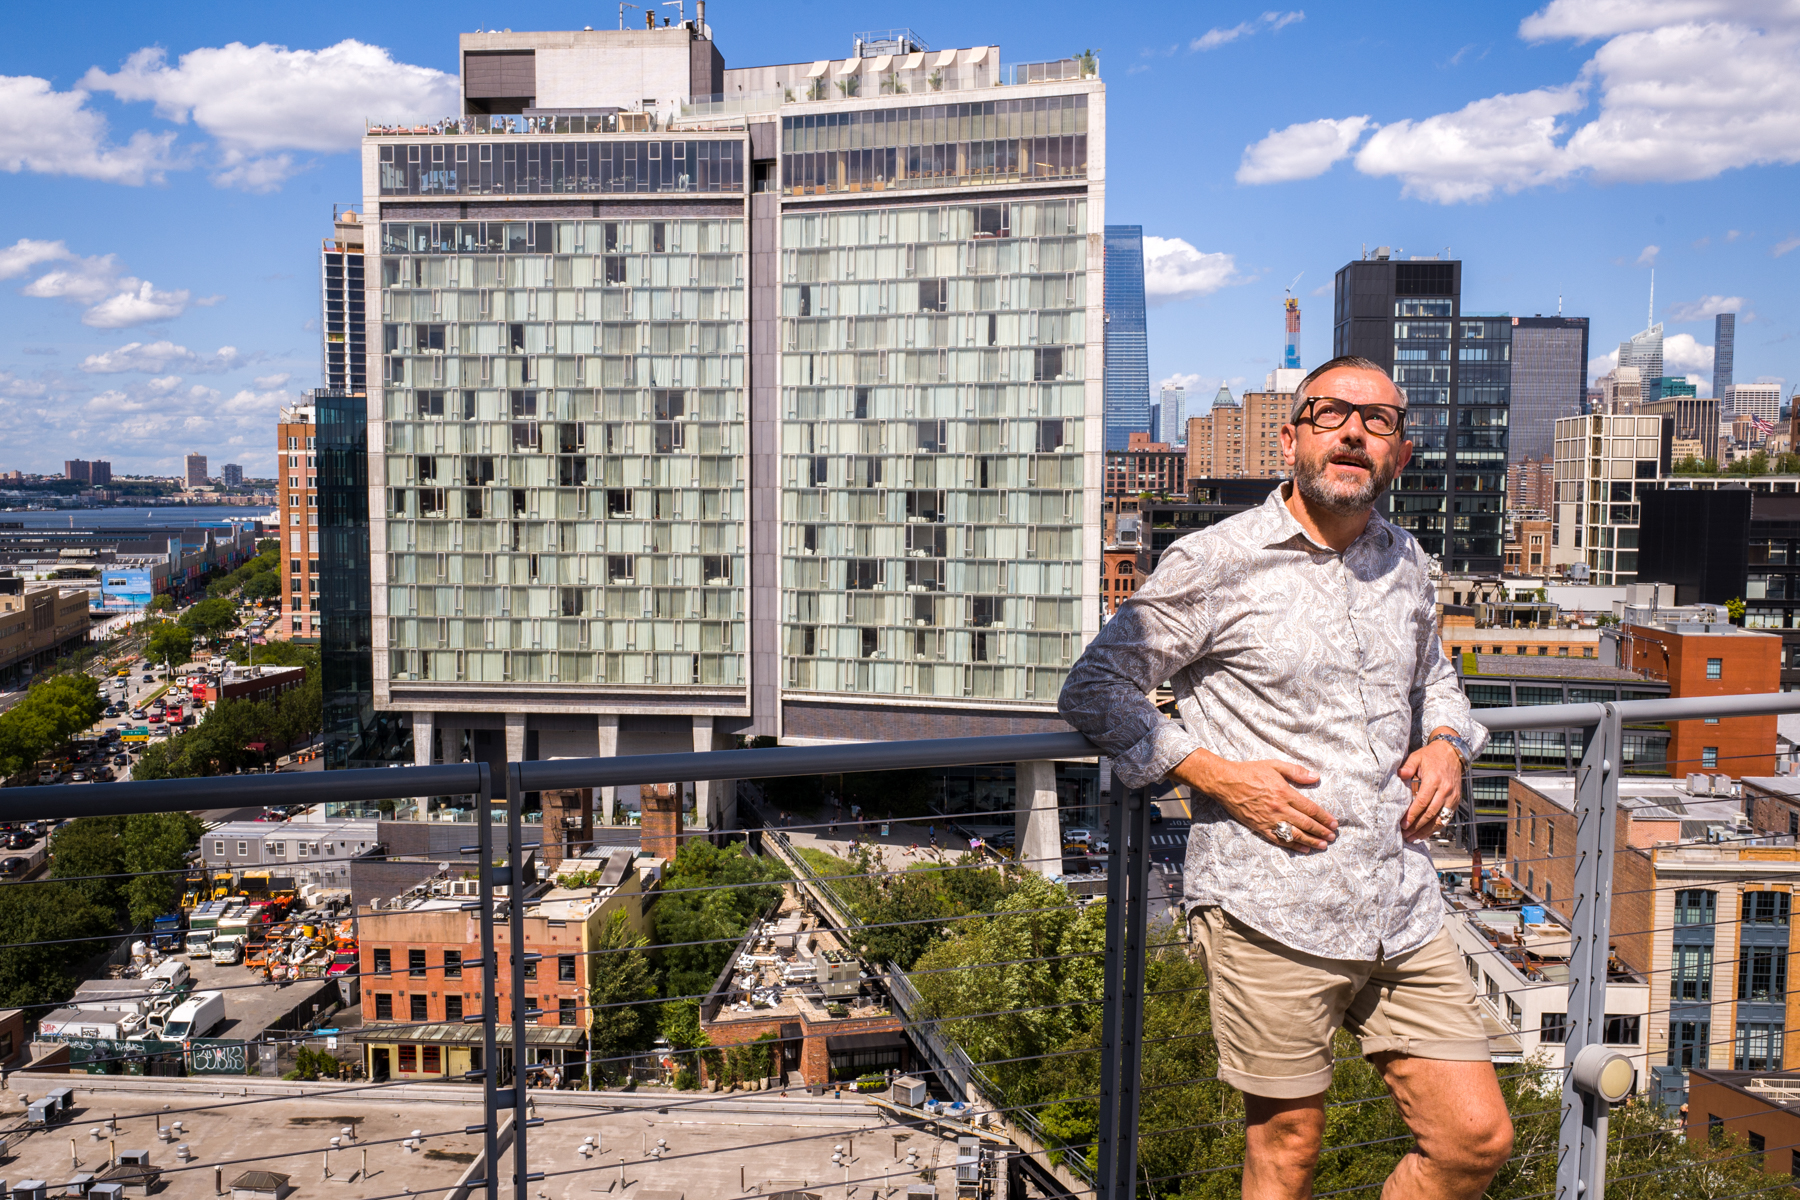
398, 1044, 417, 1072
1602, 1014, 1641, 1045
559, 955, 576, 982
408, 948, 427, 977
1539, 1012, 1568, 1044
1669, 1020, 1709, 1068
410, 994, 428, 1021
1735, 1021, 1785, 1070
373, 948, 392, 976
1707, 657, 1722, 679
1703, 747, 1718, 770
523, 959, 537, 980
1676, 890, 1717, 924
212, 840, 225, 857
560, 997, 577, 1027
423, 1045, 442, 1074
1671, 945, 1713, 1001
443, 950, 462, 979
1739, 945, 1788, 1001
237, 841, 248, 857
445, 994, 463, 1022
1743, 891, 1791, 925
374, 993, 393, 1021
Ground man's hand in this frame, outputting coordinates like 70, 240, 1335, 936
1170, 747, 1337, 853
1398, 729, 1464, 841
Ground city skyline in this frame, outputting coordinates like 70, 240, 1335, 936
0, 0, 1796, 475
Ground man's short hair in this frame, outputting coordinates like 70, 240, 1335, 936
1288, 355, 1408, 423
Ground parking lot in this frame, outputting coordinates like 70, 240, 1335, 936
155, 939, 346, 1044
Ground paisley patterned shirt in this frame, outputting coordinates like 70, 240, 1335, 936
1059, 484, 1486, 961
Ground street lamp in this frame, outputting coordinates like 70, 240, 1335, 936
1569, 1044, 1635, 1199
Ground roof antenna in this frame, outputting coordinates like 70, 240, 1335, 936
1557, 291, 1562, 316
1648, 268, 1655, 328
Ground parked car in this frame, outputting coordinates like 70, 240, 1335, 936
6, 831, 33, 850
1, 857, 30, 878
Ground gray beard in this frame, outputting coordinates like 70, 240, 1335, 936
1293, 454, 1390, 516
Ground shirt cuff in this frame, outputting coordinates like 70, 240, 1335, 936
1111, 719, 1203, 792
1422, 706, 1490, 761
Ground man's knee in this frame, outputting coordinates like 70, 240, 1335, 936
1432, 1111, 1513, 1177
1246, 1096, 1327, 1172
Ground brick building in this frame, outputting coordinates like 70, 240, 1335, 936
1616, 619, 1781, 778
1502, 518, 1551, 577
1185, 388, 1287, 479
699, 902, 909, 1088
1102, 432, 1186, 503
1687, 1069, 1800, 1180
276, 402, 318, 639
1506, 456, 1551, 514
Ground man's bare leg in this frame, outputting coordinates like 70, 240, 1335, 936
1243, 1092, 1327, 1200
1372, 1054, 1513, 1200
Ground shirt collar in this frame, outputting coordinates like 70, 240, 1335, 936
1262, 481, 1397, 555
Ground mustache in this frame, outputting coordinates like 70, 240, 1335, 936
1326, 447, 1374, 469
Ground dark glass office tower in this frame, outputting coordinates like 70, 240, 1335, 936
316, 388, 409, 769
1333, 255, 1508, 573
1510, 316, 1588, 463
1713, 312, 1735, 401
1104, 225, 1150, 451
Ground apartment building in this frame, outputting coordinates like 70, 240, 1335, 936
0, 580, 91, 689
184, 452, 209, 489
278, 402, 319, 638
1184, 387, 1286, 479
1549, 411, 1673, 585
360, 22, 1104, 830
1102, 431, 1184, 502
1610, 615, 1780, 778
323, 210, 369, 394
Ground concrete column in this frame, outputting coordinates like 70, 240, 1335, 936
412, 712, 435, 822
504, 713, 527, 767
691, 717, 736, 831
1015, 760, 1062, 876
596, 716, 619, 826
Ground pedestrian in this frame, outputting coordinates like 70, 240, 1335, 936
1057, 355, 1508, 1200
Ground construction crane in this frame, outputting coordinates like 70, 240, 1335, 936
1282, 273, 1303, 370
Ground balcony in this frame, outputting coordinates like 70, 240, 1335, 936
2, 690, 1798, 1198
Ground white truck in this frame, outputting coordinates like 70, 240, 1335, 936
145, 959, 192, 992
210, 934, 245, 965
184, 929, 215, 958
39, 1006, 149, 1040
158, 990, 226, 1041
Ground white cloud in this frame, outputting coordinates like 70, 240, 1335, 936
1637, 244, 1660, 265
1684, 373, 1712, 398
1589, 348, 1620, 380
1142, 237, 1247, 303
1662, 331, 1715, 373
1243, 5, 1800, 202
1774, 234, 1800, 257
0, 75, 178, 185
0, 371, 50, 399
9, 243, 202, 328
1237, 116, 1371, 184
1666, 294, 1745, 321
253, 373, 291, 389
82, 40, 459, 190
80, 342, 242, 374
1158, 373, 1207, 395
1519, 0, 1794, 41
1353, 84, 1585, 202
0, 239, 73, 279
1192, 11, 1305, 50
82, 281, 191, 329
145, 375, 183, 394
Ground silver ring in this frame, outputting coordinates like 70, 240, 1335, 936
1435, 806, 1455, 827
1273, 821, 1295, 844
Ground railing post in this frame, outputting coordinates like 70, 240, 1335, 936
1558, 704, 1620, 1200
475, 765, 499, 1200
507, 763, 534, 1200
1096, 785, 1150, 1200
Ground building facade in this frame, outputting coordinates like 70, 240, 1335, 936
64, 460, 112, 486
277, 403, 319, 638
184, 453, 209, 488
1103, 432, 1184, 502
1507, 455, 1552, 514
359, 23, 1104, 830
1620, 324, 1665, 404
1641, 395, 1720, 464
1549, 411, 1672, 585
323, 210, 369, 394
1509, 315, 1588, 464
1332, 253, 1508, 572
1725, 382, 1782, 424
221, 464, 244, 487
1713, 312, 1736, 401
0, 581, 91, 689
1102, 225, 1147, 451
1185, 387, 1286, 479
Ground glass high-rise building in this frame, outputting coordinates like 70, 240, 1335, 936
1103, 225, 1148, 451
1713, 312, 1735, 400
360, 23, 1104, 827
1509, 316, 1588, 464
1333, 254, 1508, 572
322, 212, 367, 394
1619, 324, 1665, 403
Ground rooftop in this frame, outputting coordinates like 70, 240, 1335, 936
1464, 655, 1651, 681
704, 895, 892, 1026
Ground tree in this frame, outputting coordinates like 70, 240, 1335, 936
0, 672, 104, 777
147, 594, 176, 614
240, 571, 280, 602
145, 622, 194, 670
588, 911, 659, 1080
1727, 596, 1747, 624
651, 841, 787, 999
179, 597, 238, 640
122, 812, 203, 926
0, 883, 116, 1008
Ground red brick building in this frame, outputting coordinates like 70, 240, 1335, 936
1620, 622, 1780, 778
1104, 432, 1186, 504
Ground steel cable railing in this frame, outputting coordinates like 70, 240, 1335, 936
4, 695, 1800, 1200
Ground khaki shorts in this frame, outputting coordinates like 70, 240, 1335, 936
1188, 907, 1493, 1099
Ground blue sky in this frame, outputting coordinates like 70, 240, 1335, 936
1, 0, 1795, 474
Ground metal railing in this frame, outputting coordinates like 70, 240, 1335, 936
4, 692, 1800, 1200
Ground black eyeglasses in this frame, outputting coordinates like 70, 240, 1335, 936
1297, 397, 1408, 437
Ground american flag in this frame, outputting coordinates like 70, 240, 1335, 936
1753, 415, 1776, 435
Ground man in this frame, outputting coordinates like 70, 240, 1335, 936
1059, 357, 1511, 1200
